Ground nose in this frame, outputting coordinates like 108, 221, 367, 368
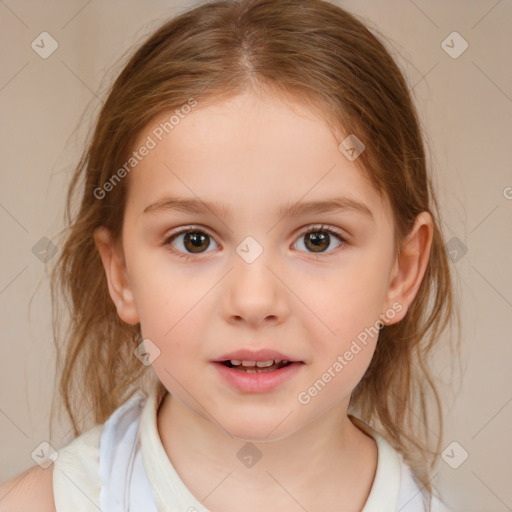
220, 246, 289, 328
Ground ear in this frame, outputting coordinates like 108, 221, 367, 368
381, 212, 434, 326
93, 226, 140, 325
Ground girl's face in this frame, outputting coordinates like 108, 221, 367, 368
96, 91, 429, 441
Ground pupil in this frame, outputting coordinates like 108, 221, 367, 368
306, 232, 328, 252
185, 232, 209, 253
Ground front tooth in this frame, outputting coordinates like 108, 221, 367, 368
241, 360, 257, 367
256, 360, 274, 368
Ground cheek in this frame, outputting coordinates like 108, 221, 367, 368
127, 252, 193, 334
309, 315, 379, 407
308, 269, 387, 337
296, 257, 388, 374
148, 306, 214, 406
131, 268, 213, 358
297, 338, 377, 413
331, 248, 392, 324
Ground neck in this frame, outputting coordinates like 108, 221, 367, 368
156, 392, 377, 510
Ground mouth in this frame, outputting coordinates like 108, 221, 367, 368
212, 359, 305, 393
218, 359, 298, 373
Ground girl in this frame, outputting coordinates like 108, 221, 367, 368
1, 0, 459, 510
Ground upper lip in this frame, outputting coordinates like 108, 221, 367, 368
213, 349, 303, 363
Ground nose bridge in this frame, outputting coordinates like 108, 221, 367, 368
221, 234, 288, 324
232, 233, 276, 293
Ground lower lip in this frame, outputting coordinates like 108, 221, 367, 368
212, 362, 304, 393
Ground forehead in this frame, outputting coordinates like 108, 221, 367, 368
126, 91, 391, 223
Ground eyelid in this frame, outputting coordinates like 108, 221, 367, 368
164, 224, 216, 240
299, 223, 348, 240
164, 223, 348, 239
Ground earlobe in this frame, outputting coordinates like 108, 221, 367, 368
93, 226, 140, 325
382, 212, 434, 326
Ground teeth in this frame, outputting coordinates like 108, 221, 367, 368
256, 360, 274, 368
230, 359, 284, 367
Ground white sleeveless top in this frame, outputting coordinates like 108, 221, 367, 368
52, 381, 452, 511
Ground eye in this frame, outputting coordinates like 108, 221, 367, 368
163, 227, 219, 259
163, 224, 347, 260
293, 225, 346, 256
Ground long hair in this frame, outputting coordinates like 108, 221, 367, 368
50, 0, 460, 508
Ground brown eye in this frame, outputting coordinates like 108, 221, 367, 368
182, 232, 210, 253
304, 231, 330, 252
164, 229, 218, 256
294, 226, 345, 255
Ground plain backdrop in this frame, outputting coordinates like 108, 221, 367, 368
0, 1, 511, 511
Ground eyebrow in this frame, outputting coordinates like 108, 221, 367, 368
143, 196, 374, 222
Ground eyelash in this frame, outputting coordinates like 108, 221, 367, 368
162, 224, 348, 261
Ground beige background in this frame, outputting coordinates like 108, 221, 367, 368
1, 1, 511, 510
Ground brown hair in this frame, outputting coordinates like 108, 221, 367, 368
50, 0, 461, 508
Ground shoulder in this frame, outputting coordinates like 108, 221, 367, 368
0, 465, 55, 512
0, 424, 105, 512
52, 423, 104, 510
0, 391, 149, 512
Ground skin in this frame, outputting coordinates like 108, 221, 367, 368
0, 465, 55, 511
94, 90, 433, 511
